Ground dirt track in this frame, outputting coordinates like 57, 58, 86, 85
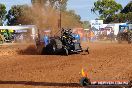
0, 42, 132, 88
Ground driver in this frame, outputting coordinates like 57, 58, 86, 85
61, 29, 74, 46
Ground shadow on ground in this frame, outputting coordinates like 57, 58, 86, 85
0, 80, 131, 88
0, 80, 80, 87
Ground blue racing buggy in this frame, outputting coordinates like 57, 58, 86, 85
41, 28, 89, 55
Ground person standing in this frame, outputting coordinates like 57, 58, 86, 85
43, 35, 49, 47
110, 30, 115, 42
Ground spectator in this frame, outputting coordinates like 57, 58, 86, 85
110, 30, 115, 41
43, 35, 49, 47
90, 31, 95, 42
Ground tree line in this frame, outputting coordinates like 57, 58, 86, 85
92, 0, 132, 23
0, 0, 131, 28
0, 0, 83, 30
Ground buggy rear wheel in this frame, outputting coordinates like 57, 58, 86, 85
42, 44, 55, 55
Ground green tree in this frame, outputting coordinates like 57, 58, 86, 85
0, 3, 7, 25
6, 5, 32, 25
91, 0, 122, 20
107, 1, 132, 23
121, 1, 132, 13
120, 1, 132, 23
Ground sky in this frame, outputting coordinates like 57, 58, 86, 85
0, 0, 131, 21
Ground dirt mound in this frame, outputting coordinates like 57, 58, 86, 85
0, 43, 38, 55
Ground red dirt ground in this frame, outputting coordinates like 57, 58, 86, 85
0, 42, 131, 88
